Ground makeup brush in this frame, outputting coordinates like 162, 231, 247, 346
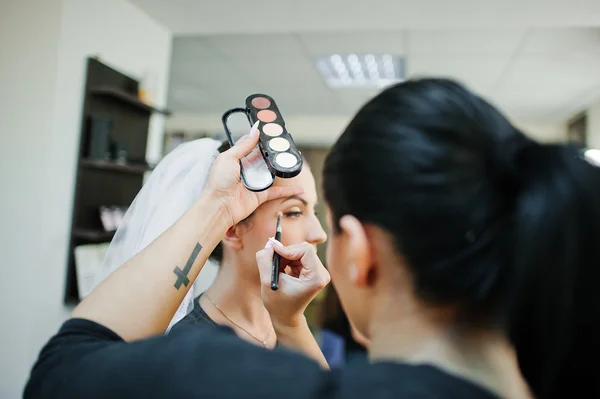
271, 212, 283, 291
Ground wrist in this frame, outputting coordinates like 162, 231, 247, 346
272, 314, 308, 334
192, 193, 231, 235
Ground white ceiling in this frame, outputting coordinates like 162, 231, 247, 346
131, 0, 600, 35
166, 28, 600, 124
130, 0, 600, 129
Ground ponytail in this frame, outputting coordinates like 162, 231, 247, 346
509, 143, 600, 399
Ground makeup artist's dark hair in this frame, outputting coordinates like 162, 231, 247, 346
323, 78, 600, 399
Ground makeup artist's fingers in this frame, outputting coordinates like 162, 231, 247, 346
270, 241, 319, 263
281, 242, 329, 287
256, 241, 330, 327
240, 147, 264, 165
227, 121, 260, 160
285, 262, 304, 279
256, 246, 276, 288
259, 240, 330, 288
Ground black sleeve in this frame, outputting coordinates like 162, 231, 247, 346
24, 318, 335, 399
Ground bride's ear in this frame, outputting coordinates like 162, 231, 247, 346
221, 225, 243, 251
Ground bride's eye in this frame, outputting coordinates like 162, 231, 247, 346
284, 211, 303, 219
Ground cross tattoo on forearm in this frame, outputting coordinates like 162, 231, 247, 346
173, 242, 202, 289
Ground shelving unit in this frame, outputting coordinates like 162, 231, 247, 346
90, 86, 171, 116
80, 158, 153, 174
64, 57, 169, 304
567, 112, 587, 144
72, 228, 116, 242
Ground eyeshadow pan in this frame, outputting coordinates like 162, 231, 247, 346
275, 152, 298, 168
269, 137, 290, 152
257, 110, 277, 123
251, 97, 271, 109
263, 123, 283, 137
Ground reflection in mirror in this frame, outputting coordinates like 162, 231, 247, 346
225, 111, 274, 191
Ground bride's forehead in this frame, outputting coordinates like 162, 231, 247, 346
273, 166, 315, 189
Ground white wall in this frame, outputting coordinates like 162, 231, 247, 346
0, 2, 63, 397
166, 112, 567, 147
0, 0, 172, 397
55, 0, 173, 166
587, 101, 600, 148
519, 123, 568, 143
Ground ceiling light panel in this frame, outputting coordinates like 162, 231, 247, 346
316, 53, 405, 88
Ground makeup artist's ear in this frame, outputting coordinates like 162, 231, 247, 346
221, 225, 244, 251
338, 215, 373, 287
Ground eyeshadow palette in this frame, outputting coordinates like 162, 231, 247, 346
222, 94, 303, 191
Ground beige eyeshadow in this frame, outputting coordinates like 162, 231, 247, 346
269, 137, 290, 152
257, 110, 277, 123
262, 123, 283, 137
251, 97, 271, 109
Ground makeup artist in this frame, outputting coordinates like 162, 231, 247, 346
25, 78, 600, 399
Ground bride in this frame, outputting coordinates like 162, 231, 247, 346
92, 127, 326, 349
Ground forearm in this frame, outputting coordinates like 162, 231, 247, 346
72, 194, 229, 341
274, 317, 329, 369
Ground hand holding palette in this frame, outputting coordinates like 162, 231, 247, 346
222, 94, 303, 191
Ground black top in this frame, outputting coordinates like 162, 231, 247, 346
169, 295, 219, 333
24, 318, 499, 399
169, 295, 278, 348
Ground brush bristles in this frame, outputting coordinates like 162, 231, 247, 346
276, 212, 282, 233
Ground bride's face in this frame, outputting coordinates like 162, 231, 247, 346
233, 166, 327, 276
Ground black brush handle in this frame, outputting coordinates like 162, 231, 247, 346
270, 230, 282, 290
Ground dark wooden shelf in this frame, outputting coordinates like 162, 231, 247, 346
72, 228, 115, 243
66, 58, 156, 304
90, 86, 171, 116
80, 158, 153, 174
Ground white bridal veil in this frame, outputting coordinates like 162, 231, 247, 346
92, 138, 223, 331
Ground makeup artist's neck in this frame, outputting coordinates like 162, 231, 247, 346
368, 296, 532, 399
203, 261, 268, 323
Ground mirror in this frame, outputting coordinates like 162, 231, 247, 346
223, 110, 274, 191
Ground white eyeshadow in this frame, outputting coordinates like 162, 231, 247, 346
275, 152, 298, 168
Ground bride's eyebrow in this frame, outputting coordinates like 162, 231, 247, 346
281, 195, 308, 206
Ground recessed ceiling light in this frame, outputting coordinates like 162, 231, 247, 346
316, 53, 405, 88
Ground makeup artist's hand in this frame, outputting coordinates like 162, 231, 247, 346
256, 240, 330, 328
203, 122, 303, 227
